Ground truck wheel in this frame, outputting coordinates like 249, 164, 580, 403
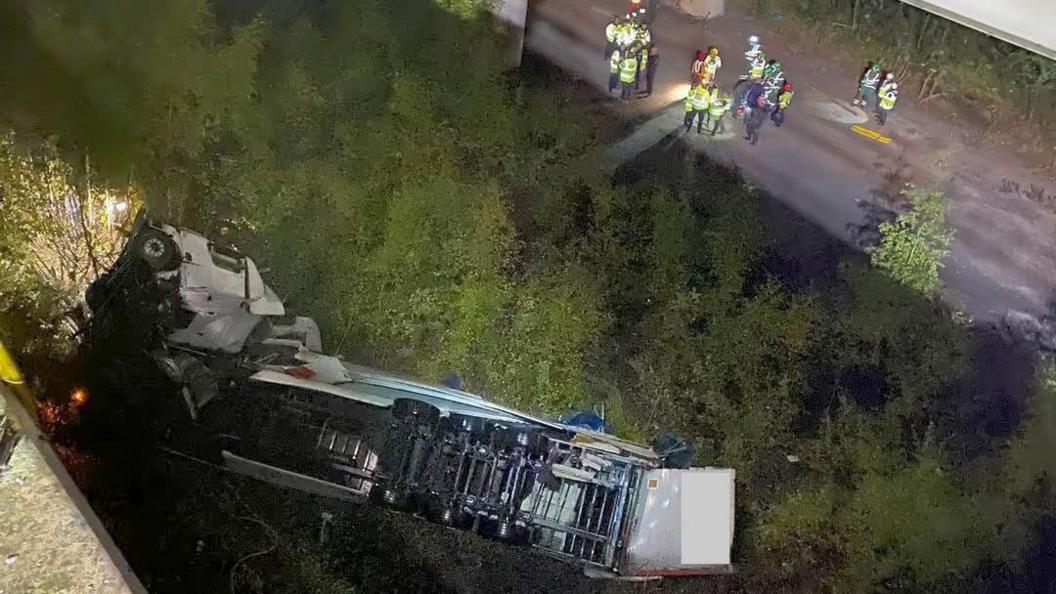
134, 228, 179, 271
392, 399, 441, 428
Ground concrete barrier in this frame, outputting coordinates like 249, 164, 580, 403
0, 386, 147, 594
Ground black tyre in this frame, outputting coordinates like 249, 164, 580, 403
133, 228, 180, 271
391, 398, 441, 427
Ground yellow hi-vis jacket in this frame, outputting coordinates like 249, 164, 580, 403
685, 85, 710, 111
749, 55, 766, 79
779, 90, 794, 110
620, 56, 638, 83
709, 98, 729, 118
606, 23, 617, 43
879, 90, 898, 110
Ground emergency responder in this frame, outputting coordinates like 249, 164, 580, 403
735, 78, 765, 121
744, 35, 762, 65
877, 83, 898, 125
878, 73, 896, 97
701, 46, 722, 86
609, 48, 622, 94
683, 83, 710, 133
762, 59, 785, 108
701, 83, 719, 127
617, 16, 637, 49
773, 81, 793, 127
620, 48, 640, 100
636, 43, 648, 90
605, 15, 620, 60
691, 49, 706, 85
637, 23, 651, 47
853, 61, 881, 107
708, 95, 730, 136
762, 58, 782, 82
748, 50, 766, 80
642, 43, 659, 96
877, 73, 896, 116
744, 94, 770, 145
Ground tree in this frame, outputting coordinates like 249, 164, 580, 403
869, 186, 953, 296
0, 134, 137, 340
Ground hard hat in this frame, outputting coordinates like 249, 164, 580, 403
783, 81, 792, 91
885, 72, 894, 80
748, 35, 760, 44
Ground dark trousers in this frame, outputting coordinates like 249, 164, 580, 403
604, 41, 615, 60
609, 72, 619, 93
733, 83, 750, 118
621, 81, 635, 100
684, 110, 705, 132
878, 108, 890, 125
710, 114, 725, 135
645, 64, 657, 95
745, 122, 761, 144
854, 86, 875, 105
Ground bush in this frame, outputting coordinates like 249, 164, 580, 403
869, 186, 953, 296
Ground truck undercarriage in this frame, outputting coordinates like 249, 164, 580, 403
85, 214, 735, 577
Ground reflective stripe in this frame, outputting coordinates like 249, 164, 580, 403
610, 53, 621, 73
606, 24, 617, 42
779, 90, 793, 109
709, 101, 728, 117
704, 56, 721, 75
879, 92, 897, 109
620, 58, 638, 83
690, 87, 710, 111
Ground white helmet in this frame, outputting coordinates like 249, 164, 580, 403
885, 72, 894, 80
890, 83, 898, 90
748, 35, 760, 44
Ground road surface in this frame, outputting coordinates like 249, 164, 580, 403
527, 0, 1056, 326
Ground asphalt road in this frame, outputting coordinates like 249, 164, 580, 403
527, 0, 1056, 325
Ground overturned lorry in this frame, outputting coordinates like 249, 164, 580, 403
86, 214, 736, 578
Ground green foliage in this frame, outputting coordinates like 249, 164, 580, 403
0, 0, 1052, 591
1007, 366, 1056, 496
869, 186, 953, 296
2, 0, 264, 208
843, 453, 989, 589
0, 133, 139, 355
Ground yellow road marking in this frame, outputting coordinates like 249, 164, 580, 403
851, 124, 891, 144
